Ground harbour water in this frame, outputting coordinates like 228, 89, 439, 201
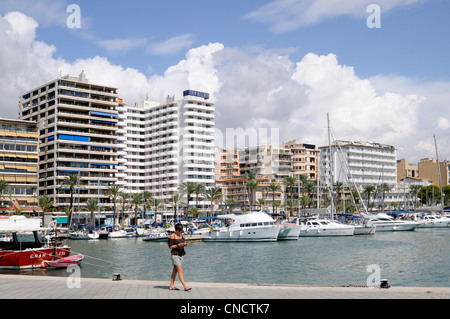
4, 228, 449, 287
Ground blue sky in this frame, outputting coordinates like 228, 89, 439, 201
0, 0, 449, 161
28, 0, 449, 80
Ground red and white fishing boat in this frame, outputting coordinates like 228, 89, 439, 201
0, 216, 76, 270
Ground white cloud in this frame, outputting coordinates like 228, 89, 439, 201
97, 38, 148, 54
245, 0, 428, 32
437, 117, 450, 131
147, 34, 196, 55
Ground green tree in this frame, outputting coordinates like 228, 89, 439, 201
283, 175, 296, 218
362, 185, 376, 212
0, 180, 10, 210
246, 171, 259, 210
193, 183, 205, 208
60, 174, 85, 224
85, 198, 98, 227
409, 184, 421, 209
131, 192, 143, 225
268, 181, 281, 215
118, 192, 130, 226
203, 187, 221, 217
179, 182, 196, 211
39, 194, 54, 214
108, 184, 122, 227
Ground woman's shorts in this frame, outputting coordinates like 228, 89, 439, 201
171, 255, 183, 267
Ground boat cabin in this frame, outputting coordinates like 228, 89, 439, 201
0, 231, 44, 251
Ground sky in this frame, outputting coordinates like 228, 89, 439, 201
0, 0, 449, 164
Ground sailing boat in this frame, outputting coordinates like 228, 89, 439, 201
325, 114, 375, 235
298, 114, 355, 237
418, 135, 450, 228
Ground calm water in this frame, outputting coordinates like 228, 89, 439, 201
5, 228, 450, 287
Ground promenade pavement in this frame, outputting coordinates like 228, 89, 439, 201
0, 274, 448, 300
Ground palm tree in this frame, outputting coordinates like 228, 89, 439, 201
378, 183, 391, 211
303, 180, 316, 209
271, 201, 281, 216
107, 184, 122, 227
39, 194, 54, 214
257, 198, 265, 210
245, 170, 259, 210
171, 193, 182, 221
179, 182, 196, 211
225, 198, 236, 213
85, 198, 98, 227
268, 181, 281, 215
203, 187, 221, 217
284, 175, 296, 218
193, 183, 205, 208
131, 192, 143, 225
152, 198, 162, 217
60, 174, 84, 224
118, 192, 130, 226
0, 180, 10, 210
246, 179, 259, 211
409, 184, 421, 209
285, 198, 297, 219
141, 190, 152, 220
362, 185, 376, 211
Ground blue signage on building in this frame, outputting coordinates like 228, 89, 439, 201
183, 90, 210, 100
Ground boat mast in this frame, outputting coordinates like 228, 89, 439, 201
434, 135, 444, 214
327, 113, 334, 221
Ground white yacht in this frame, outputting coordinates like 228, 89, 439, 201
69, 230, 99, 240
417, 214, 450, 228
204, 212, 280, 242
298, 218, 355, 237
363, 213, 419, 232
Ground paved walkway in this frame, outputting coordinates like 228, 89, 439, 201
0, 274, 449, 300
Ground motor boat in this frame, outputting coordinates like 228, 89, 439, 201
417, 214, 450, 228
362, 213, 419, 232
277, 220, 301, 240
0, 216, 73, 270
108, 226, 135, 238
142, 228, 169, 242
204, 212, 280, 242
69, 229, 99, 240
345, 217, 376, 235
298, 218, 355, 237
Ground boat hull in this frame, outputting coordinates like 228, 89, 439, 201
353, 225, 376, 235
204, 226, 279, 242
277, 224, 301, 240
371, 222, 418, 232
0, 247, 71, 270
42, 254, 84, 269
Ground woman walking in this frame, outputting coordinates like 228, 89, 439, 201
168, 223, 192, 291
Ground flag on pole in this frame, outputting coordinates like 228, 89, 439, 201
13, 199, 22, 212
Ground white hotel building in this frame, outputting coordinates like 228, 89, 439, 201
117, 90, 215, 207
319, 140, 397, 189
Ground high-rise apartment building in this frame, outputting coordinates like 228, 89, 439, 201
19, 72, 119, 221
239, 145, 292, 180
0, 118, 38, 215
319, 140, 397, 189
117, 90, 215, 208
283, 140, 320, 181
